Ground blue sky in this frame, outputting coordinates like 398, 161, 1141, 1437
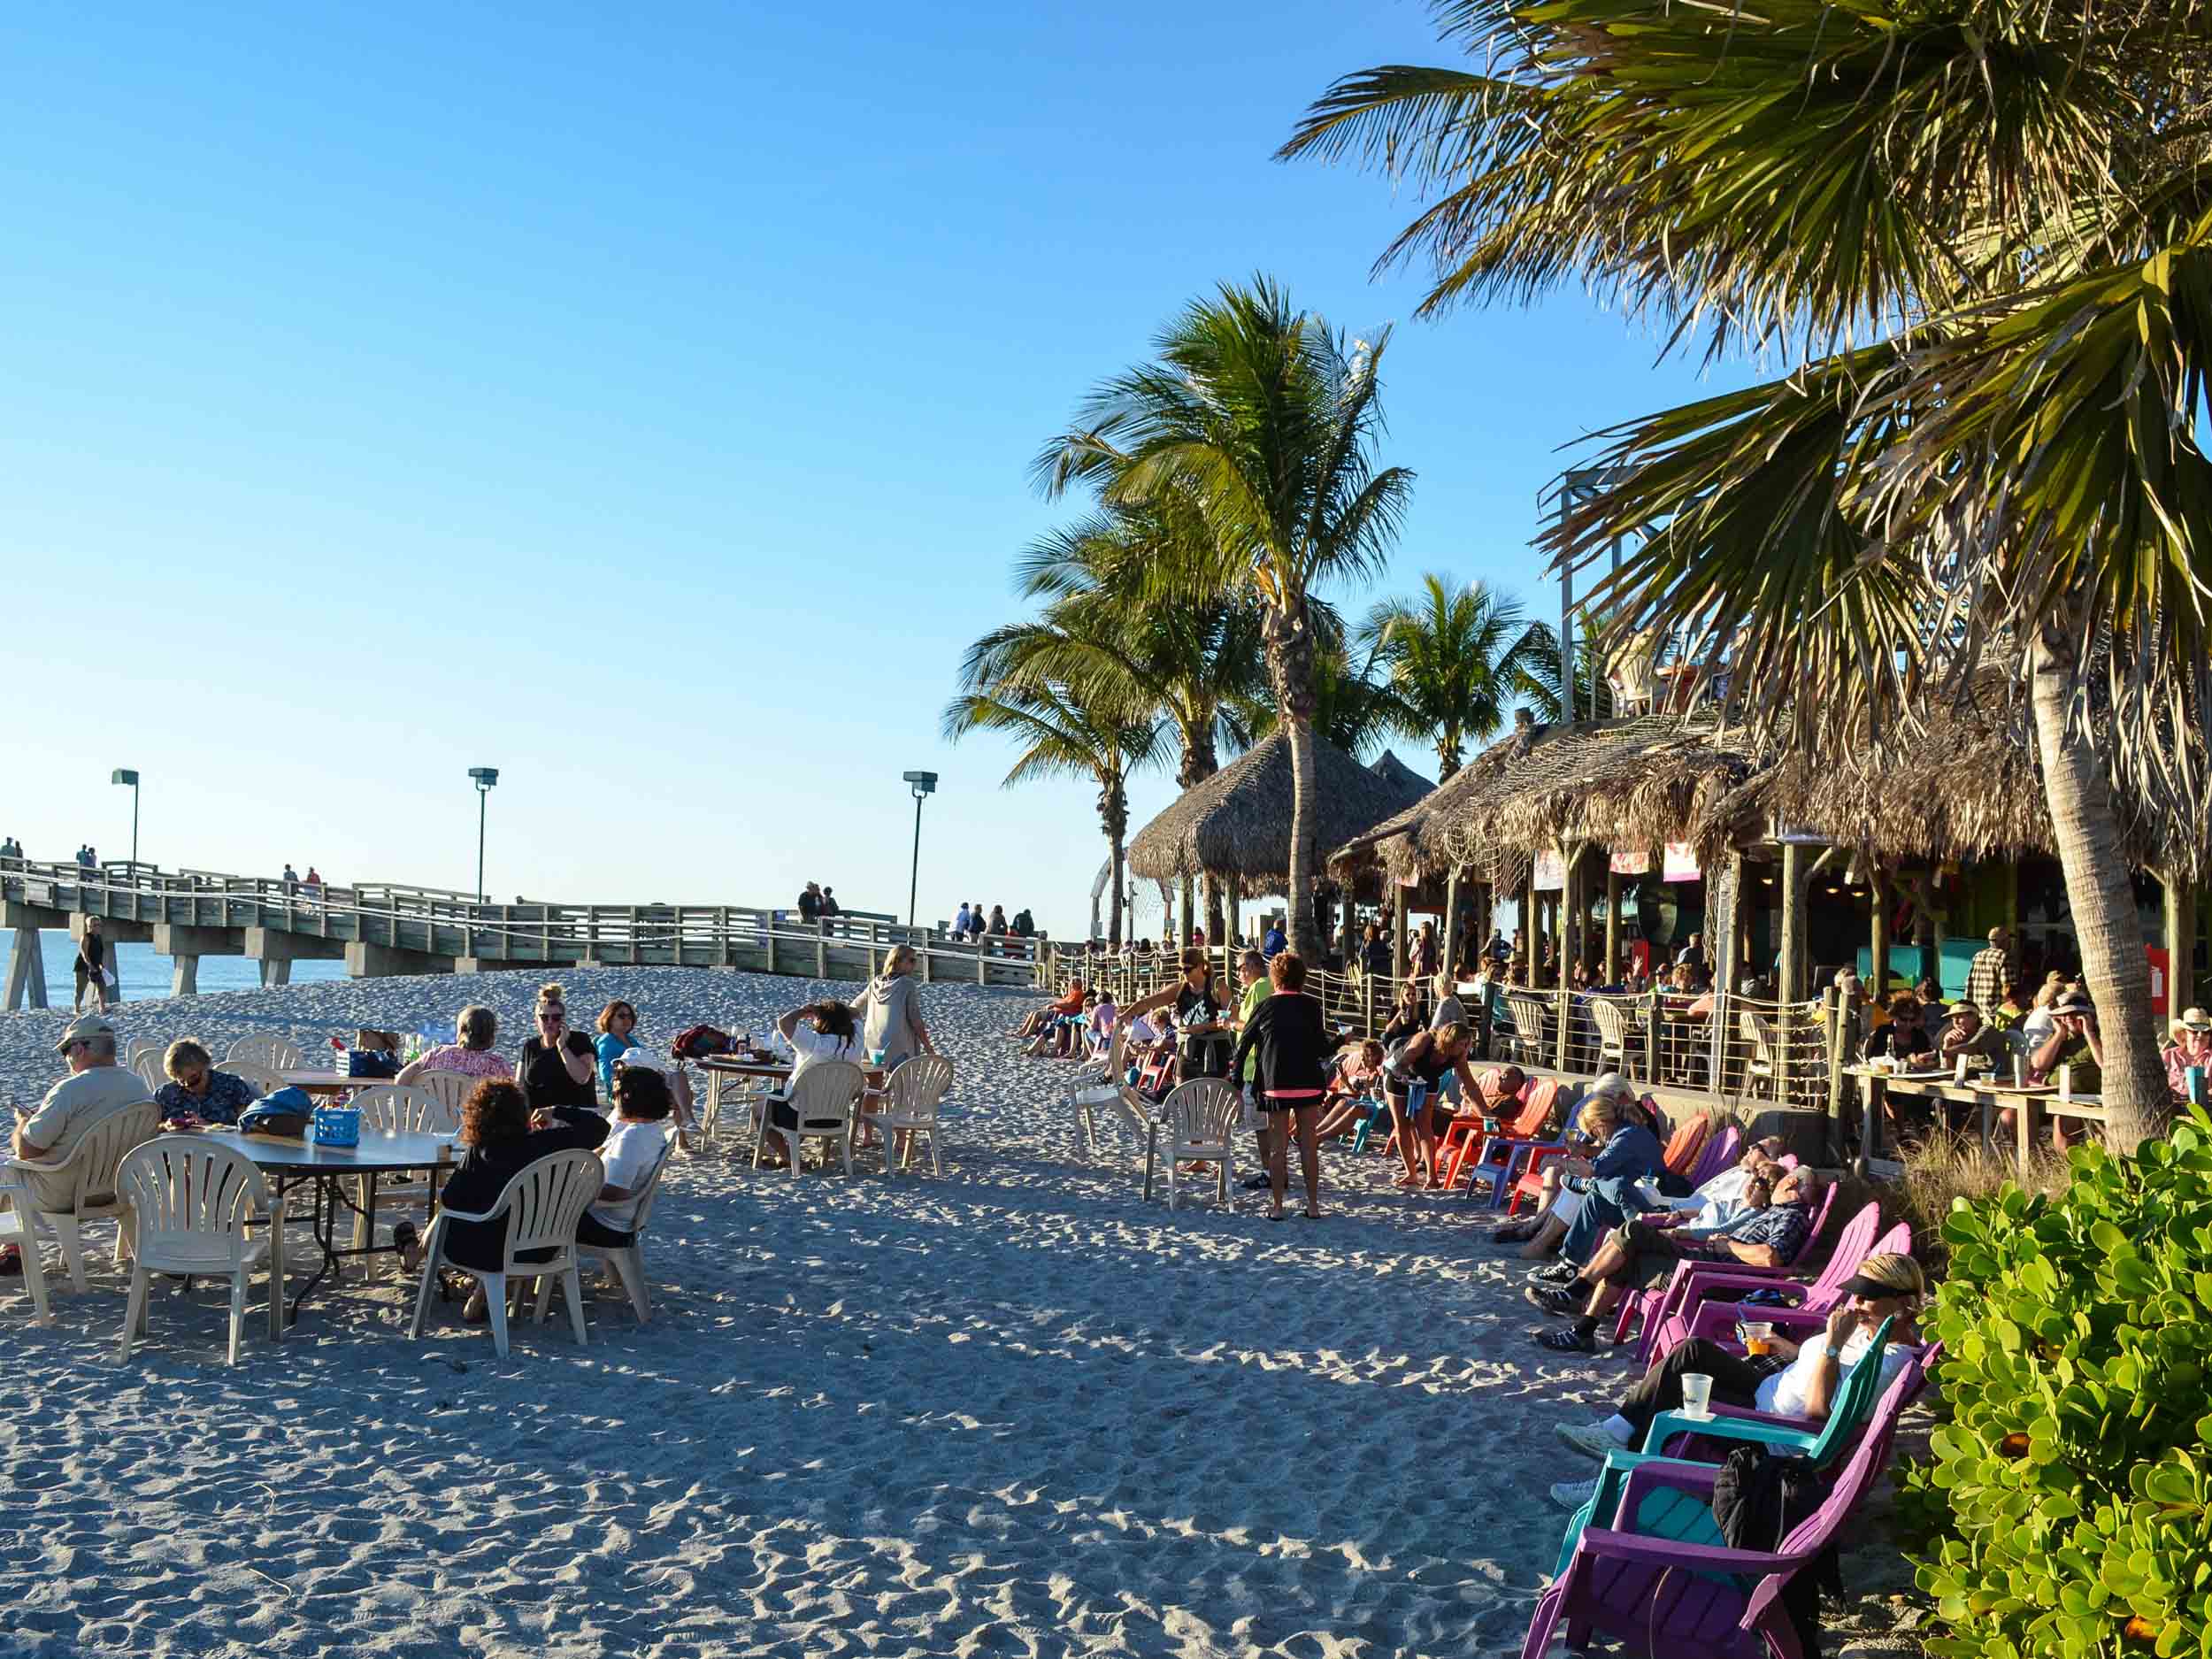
1, 1, 1740, 935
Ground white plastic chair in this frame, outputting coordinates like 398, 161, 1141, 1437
228, 1034, 303, 1072
1159, 1079, 1242, 1211
875, 1055, 954, 1177
5, 1099, 161, 1293
405, 1148, 603, 1359
125, 1039, 160, 1070
1504, 993, 1552, 1068
351, 1084, 457, 1135
755, 1060, 864, 1178
1590, 999, 1633, 1071
0, 1167, 53, 1320
572, 1136, 675, 1325
1069, 987, 1175, 1158
130, 1051, 169, 1096
411, 1071, 478, 1121
222, 1059, 284, 1094
114, 1137, 270, 1365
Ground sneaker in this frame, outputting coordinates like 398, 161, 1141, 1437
1555, 1421, 1624, 1463
1241, 1172, 1271, 1191
1526, 1262, 1580, 1287
1524, 1284, 1582, 1317
1537, 1324, 1598, 1353
1549, 1476, 1601, 1510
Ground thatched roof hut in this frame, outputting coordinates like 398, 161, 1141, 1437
1126, 733, 1432, 895
1332, 715, 1754, 892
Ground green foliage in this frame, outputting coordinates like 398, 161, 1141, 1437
1913, 1107, 2212, 1658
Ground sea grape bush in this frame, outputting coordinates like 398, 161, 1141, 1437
1915, 1108, 2212, 1659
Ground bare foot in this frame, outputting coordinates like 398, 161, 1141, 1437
1392, 1171, 1423, 1188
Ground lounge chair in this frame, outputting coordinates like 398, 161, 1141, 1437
1618, 1195, 1873, 1361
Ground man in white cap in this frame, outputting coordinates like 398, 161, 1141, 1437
11, 1013, 148, 1211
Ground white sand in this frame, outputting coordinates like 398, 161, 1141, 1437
0, 970, 1724, 1655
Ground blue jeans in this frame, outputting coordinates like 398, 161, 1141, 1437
1560, 1177, 1658, 1265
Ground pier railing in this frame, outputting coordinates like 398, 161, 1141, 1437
1, 859, 1047, 989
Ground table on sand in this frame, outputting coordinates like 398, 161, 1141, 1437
693, 1056, 887, 1154
200, 1127, 455, 1339
1843, 1066, 2105, 1166
276, 1070, 393, 1095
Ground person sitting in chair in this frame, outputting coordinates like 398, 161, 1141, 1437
582, 1063, 675, 1252
1528, 1168, 1824, 1354
403, 1079, 609, 1325
1314, 1040, 1387, 1141
1545, 1252, 1924, 1509
761, 998, 865, 1169
152, 1040, 262, 1126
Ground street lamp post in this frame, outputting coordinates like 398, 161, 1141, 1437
110, 770, 139, 876
468, 768, 500, 903
902, 771, 938, 928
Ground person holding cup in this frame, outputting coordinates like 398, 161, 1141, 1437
2166, 1008, 2212, 1102
1545, 1251, 1926, 1506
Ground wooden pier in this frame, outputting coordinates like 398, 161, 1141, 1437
1, 861, 1045, 1009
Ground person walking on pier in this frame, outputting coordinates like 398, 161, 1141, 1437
73, 917, 111, 1013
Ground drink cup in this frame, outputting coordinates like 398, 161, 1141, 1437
1740, 1322, 1774, 1357
1680, 1372, 1714, 1418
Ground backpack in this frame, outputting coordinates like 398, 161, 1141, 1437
1710, 1444, 1838, 1655
671, 1025, 735, 1061
239, 1087, 313, 1140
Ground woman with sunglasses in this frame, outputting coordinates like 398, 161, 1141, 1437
517, 982, 598, 1112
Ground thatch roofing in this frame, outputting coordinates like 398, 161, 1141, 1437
1126, 733, 1432, 895
1331, 716, 1753, 892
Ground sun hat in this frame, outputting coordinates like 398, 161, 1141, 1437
2055, 989, 2096, 1016
54, 1011, 114, 1053
2181, 1007, 2211, 1033
1948, 999, 1981, 1018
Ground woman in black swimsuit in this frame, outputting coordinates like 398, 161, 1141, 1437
1381, 1022, 1480, 1189
1171, 948, 1229, 1079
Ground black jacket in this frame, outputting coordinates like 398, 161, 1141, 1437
437, 1106, 609, 1271
1232, 992, 1332, 1100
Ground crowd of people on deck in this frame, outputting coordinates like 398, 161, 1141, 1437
952, 902, 1035, 942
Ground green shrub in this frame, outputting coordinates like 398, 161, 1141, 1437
1915, 1108, 2212, 1659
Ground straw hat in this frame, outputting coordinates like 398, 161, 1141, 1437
2180, 1007, 2212, 1033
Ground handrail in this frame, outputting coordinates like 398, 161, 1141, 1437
0, 859, 1047, 981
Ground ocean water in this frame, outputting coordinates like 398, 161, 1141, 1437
0, 932, 350, 1006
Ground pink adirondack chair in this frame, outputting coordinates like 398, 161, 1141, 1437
1613, 1184, 1850, 1359
1682, 1122, 1741, 1189
1520, 1354, 1922, 1659
1647, 1221, 1915, 1364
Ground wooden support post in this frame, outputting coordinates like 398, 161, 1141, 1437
4, 925, 49, 1010
1778, 841, 1807, 1004
1441, 869, 1461, 985
1870, 867, 1891, 998
1824, 985, 1847, 1141
1643, 987, 1661, 1082
1392, 885, 1409, 983
2164, 870, 2198, 1013
1604, 866, 1622, 984
1520, 887, 1538, 985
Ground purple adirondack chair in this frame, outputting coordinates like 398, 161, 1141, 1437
1683, 1123, 1741, 1189
1652, 1222, 1916, 1362
1612, 1184, 1848, 1359
1520, 1356, 1923, 1659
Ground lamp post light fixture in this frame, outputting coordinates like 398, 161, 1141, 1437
110, 770, 140, 876
467, 767, 500, 904
902, 771, 939, 928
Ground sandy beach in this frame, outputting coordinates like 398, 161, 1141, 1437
0, 969, 1910, 1657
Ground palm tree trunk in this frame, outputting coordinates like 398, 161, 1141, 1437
1267, 599, 1323, 960
1103, 781, 1127, 951
2029, 626, 2167, 1150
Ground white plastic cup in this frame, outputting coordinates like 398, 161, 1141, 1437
1680, 1372, 1714, 1418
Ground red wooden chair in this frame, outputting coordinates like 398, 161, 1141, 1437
1450, 1078, 1564, 1200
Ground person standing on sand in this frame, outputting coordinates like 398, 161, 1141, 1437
73, 916, 111, 1013
853, 945, 936, 1069
1231, 949, 1272, 1188
1232, 951, 1330, 1220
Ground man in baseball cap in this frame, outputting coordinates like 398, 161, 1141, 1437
8, 1013, 146, 1229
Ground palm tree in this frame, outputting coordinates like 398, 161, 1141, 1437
1001, 502, 1265, 940
1359, 574, 1555, 778
1037, 277, 1416, 959
1283, 0, 2211, 1148
943, 626, 1167, 949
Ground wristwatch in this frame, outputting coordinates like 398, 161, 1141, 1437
1824, 1344, 1844, 1359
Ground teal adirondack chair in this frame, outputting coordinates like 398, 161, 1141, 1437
1552, 1317, 1903, 1578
